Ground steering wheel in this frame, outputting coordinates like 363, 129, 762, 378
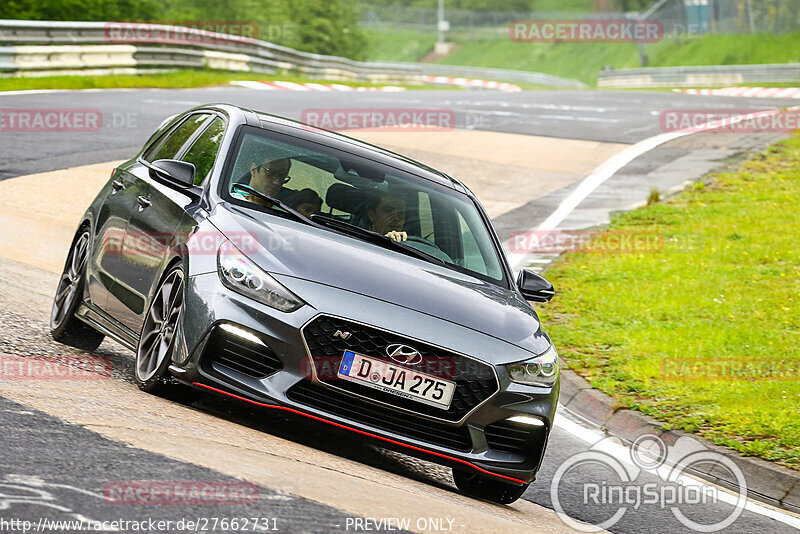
402, 235, 452, 263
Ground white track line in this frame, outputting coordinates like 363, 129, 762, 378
554, 412, 800, 529
509, 105, 800, 272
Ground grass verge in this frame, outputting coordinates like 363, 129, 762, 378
0, 69, 446, 92
365, 28, 437, 63
537, 136, 800, 469
364, 28, 800, 86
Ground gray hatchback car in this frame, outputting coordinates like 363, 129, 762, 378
50, 104, 559, 504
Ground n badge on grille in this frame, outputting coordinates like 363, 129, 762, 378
333, 330, 351, 340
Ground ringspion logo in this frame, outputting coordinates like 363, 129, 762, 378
552, 434, 746, 532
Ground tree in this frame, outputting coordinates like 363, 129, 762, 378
289, 0, 367, 59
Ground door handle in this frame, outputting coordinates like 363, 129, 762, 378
137, 195, 151, 209
111, 179, 125, 192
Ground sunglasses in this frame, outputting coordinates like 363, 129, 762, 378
257, 164, 290, 182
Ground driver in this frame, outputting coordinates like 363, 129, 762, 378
244, 157, 295, 205
366, 193, 407, 242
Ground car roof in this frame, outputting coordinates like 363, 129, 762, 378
204, 103, 469, 194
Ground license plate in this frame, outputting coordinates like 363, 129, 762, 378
337, 350, 456, 409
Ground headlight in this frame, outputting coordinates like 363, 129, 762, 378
217, 241, 304, 312
506, 344, 559, 388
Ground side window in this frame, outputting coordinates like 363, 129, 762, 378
457, 211, 488, 274
144, 114, 209, 162
180, 117, 225, 185
418, 192, 434, 240
283, 159, 339, 212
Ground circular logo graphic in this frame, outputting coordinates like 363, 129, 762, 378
550, 433, 748, 532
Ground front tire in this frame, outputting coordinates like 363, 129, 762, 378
134, 265, 196, 403
453, 469, 530, 504
50, 229, 105, 351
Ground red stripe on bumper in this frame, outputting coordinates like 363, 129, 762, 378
192, 382, 527, 485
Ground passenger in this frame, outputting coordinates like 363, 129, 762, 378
243, 157, 295, 205
365, 194, 407, 242
288, 188, 323, 218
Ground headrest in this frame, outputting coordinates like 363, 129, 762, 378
325, 183, 372, 213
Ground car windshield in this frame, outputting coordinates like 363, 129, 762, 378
221, 126, 507, 285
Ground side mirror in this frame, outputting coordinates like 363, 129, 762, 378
150, 159, 196, 188
517, 269, 555, 302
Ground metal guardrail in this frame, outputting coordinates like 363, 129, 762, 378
598, 63, 800, 88
0, 19, 587, 89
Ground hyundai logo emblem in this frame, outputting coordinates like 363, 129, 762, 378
385, 343, 422, 365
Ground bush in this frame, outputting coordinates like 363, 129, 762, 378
0, 0, 368, 60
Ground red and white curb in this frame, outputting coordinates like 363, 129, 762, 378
421, 75, 521, 92
675, 87, 800, 99
232, 78, 522, 92
231, 80, 405, 92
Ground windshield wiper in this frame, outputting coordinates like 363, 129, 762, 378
310, 214, 446, 266
231, 183, 323, 229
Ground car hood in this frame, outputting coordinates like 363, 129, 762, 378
209, 203, 550, 355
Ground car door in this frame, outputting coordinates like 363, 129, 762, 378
105, 113, 211, 332
113, 114, 227, 334
85, 161, 141, 312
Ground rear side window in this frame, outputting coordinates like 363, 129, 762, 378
181, 117, 225, 185
144, 114, 209, 162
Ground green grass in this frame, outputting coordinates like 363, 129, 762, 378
644, 32, 800, 67
364, 28, 800, 86
364, 28, 437, 63
0, 69, 444, 92
536, 137, 800, 469
526, 0, 594, 10
441, 32, 639, 85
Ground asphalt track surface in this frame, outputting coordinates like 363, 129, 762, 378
0, 87, 798, 533
1, 87, 798, 179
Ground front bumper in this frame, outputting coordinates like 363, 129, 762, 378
171, 272, 559, 484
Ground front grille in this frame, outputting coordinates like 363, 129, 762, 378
287, 380, 473, 451
484, 419, 546, 456
203, 325, 283, 378
302, 316, 499, 422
